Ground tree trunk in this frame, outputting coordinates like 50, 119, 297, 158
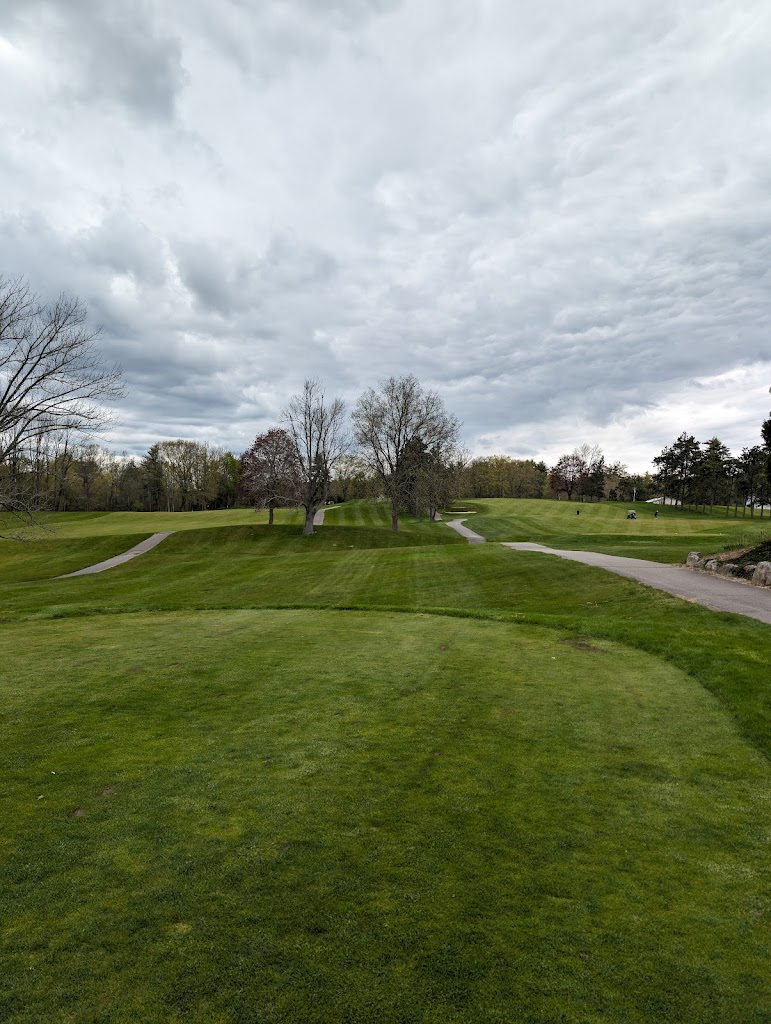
268, 505, 274, 525
303, 508, 315, 535
391, 509, 399, 532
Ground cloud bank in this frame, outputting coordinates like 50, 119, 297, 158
1, 0, 769, 471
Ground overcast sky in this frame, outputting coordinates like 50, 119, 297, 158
1, 0, 770, 472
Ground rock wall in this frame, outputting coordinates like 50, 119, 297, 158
686, 552, 771, 587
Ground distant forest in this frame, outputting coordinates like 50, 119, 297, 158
5, 429, 769, 516
2, 277, 770, 520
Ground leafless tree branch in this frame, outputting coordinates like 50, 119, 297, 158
282, 378, 348, 535
0, 276, 125, 532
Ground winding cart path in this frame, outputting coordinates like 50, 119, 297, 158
444, 519, 771, 625
56, 532, 174, 578
503, 542, 771, 626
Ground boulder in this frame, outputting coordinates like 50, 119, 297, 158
717, 563, 738, 576
751, 561, 771, 587
704, 559, 719, 571
685, 552, 703, 567
744, 565, 757, 577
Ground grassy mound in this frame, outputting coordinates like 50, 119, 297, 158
2, 611, 769, 1023
1, 501, 770, 1021
465, 498, 771, 563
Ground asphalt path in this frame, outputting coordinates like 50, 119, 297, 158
54, 516, 771, 625
444, 518, 486, 543
314, 503, 348, 526
443, 518, 771, 625
503, 542, 771, 626
56, 505, 334, 578
56, 532, 173, 578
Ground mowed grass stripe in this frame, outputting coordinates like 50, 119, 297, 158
1, 610, 769, 1023
465, 498, 771, 562
2, 502, 771, 1021
19, 507, 299, 538
3, 524, 771, 760
19, 500, 452, 542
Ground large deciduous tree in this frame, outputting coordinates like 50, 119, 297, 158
139, 440, 231, 512
239, 428, 301, 524
283, 379, 348, 535
549, 451, 587, 501
1, 277, 123, 531
462, 456, 547, 499
352, 374, 460, 532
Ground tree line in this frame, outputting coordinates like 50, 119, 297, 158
651, 427, 771, 516
3, 277, 770, 534
0, 436, 240, 516
546, 419, 771, 513
546, 445, 656, 503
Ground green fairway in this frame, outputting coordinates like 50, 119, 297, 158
1, 502, 770, 1022
453, 498, 770, 563
18, 506, 302, 539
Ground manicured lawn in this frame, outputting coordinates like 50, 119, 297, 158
1, 502, 770, 1022
21, 507, 285, 538
454, 498, 771, 563
2, 611, 769, 1023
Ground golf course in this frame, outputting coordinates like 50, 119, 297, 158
2, 499, 770, 1023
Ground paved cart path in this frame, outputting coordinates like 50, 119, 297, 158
444, 518, 486, 543
443, 519, 771, 624
57, 503, 338, 577
56, 532, 174, 578
502, 542, 771, 625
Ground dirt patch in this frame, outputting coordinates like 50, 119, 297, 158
716, 547, 755, 562
732, 540, 771, 569
559, 637, 605, 653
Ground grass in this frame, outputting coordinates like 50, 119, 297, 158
450, 498, 771, 562
1, 499, 770, 1022
18, 507, 281, 538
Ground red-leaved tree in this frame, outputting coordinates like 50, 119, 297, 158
239, 428, 301, 524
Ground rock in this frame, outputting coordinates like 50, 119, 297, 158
718, 563, 738, 576
685, 552, 702, 567
704, 559, 719, 571
751, 561, 771, 586
744, 564, 757, 577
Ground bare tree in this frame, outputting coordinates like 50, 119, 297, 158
283, 379, 348, 535
352, 374, 460, 531
549, 451, 587, 501
1, 277, 124, 533
239, 428, 301, 524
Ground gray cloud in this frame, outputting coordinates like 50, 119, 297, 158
1, 0, 187, 120
1, 0, 770, 469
